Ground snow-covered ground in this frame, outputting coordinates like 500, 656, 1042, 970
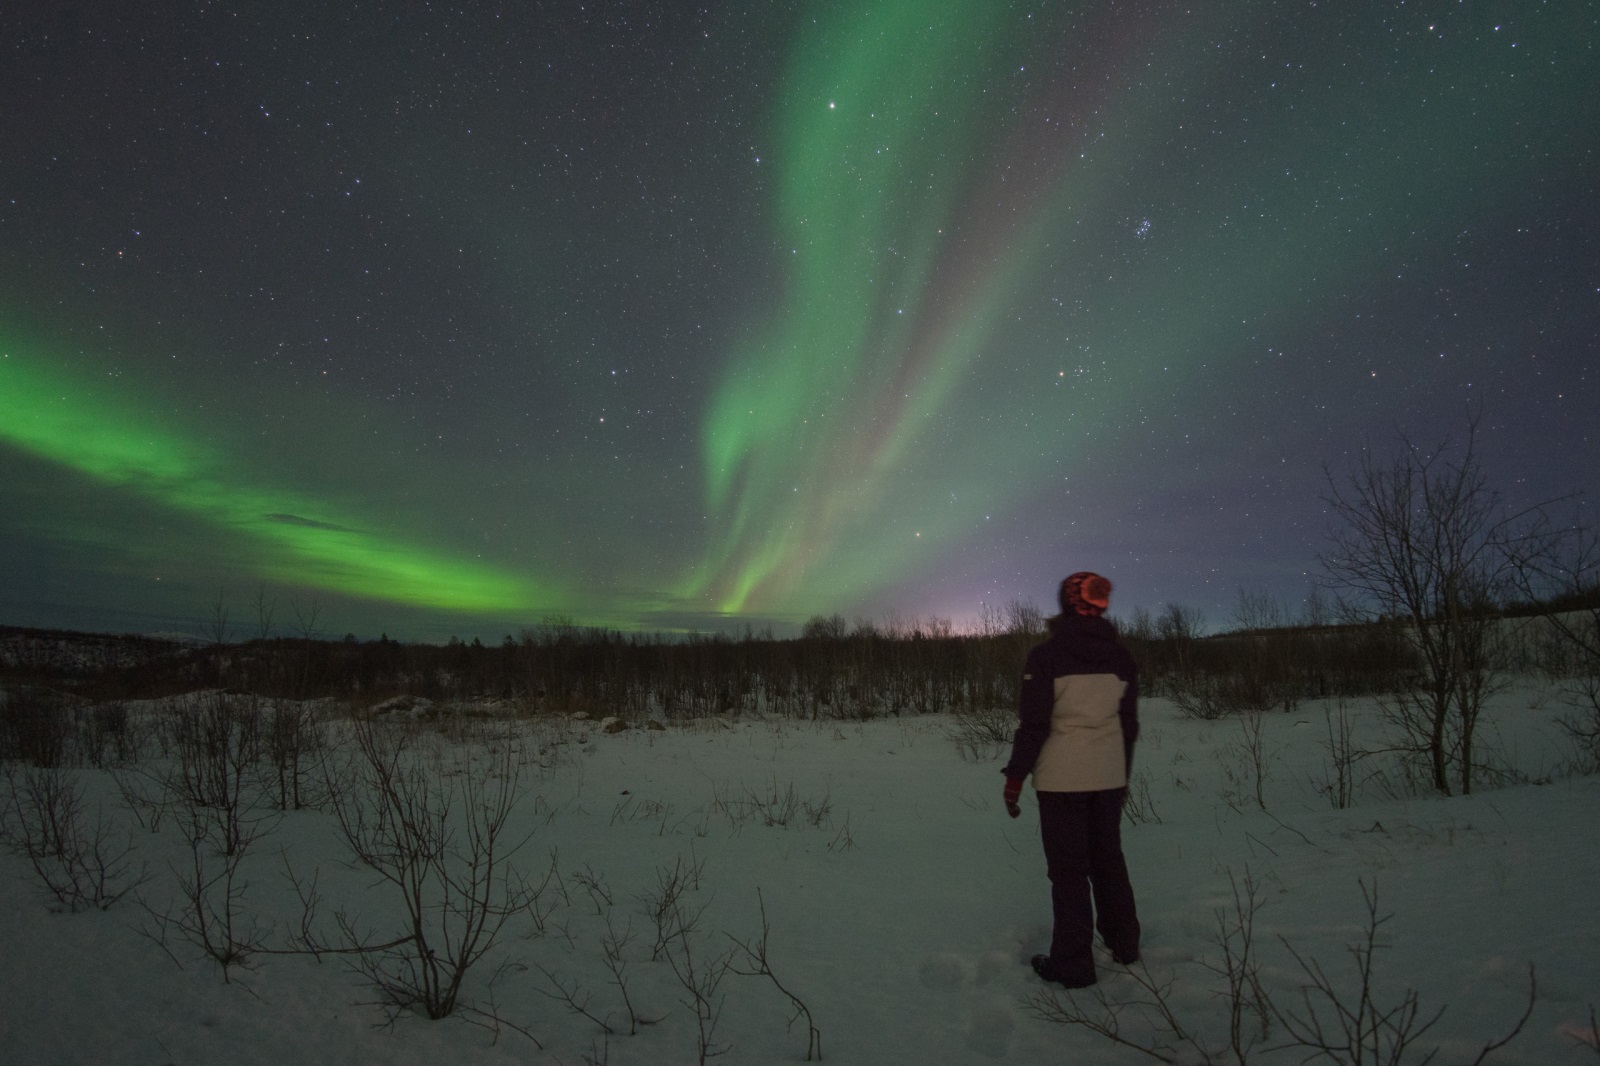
3, 684, 1598, 1065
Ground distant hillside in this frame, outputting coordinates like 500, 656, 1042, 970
0, 626, 194, 676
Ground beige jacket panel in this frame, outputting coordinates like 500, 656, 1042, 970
1031, 673, 1129, 792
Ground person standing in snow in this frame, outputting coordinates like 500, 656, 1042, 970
1002, 570, 1141, 988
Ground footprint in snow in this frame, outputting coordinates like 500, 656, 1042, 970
917, 952, 966, 989
964, 1000, 1015, 1057
974, 949, 1012, 986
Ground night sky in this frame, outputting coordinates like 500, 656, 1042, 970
3, 2, 1596, 641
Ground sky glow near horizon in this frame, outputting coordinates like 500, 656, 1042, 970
1, 2, 1595, 640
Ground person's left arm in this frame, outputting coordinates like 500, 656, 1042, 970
1001, 646, 1054, 815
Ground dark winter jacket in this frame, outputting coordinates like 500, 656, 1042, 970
1001, 613, 1139, 791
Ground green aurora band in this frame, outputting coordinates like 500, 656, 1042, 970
0, 345, 559, 615
695, 0, 1037, 615
689, 0, 1592, 619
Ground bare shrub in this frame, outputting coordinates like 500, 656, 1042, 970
946, 704, 1015, 762
1027, 957, 1230, 1062
1271, 883, 1534, 1065
1168, 671, 1286, 721
1572, 1005, 1600, 1057
1167, 675, 1230, 721
1315, 701, 1361, 810
573, 862, 614, 914
750, 778, 832, 829
634, 848, 733, 1061
729, 889, 822, 1061
1507, 506, 1600, 775
749, 779, 802, 827
74, 701, 138, 768
598, 915, 665, 1035
1123, 772, 1163, 827
1219, 712, 1273, 812
800, 789, 833, 829
826, 813, 857, 852
1560, 681, 1600, 776
264, 699, 330, 810
113, 763, 178, 834
708, 777, 835, 833
321, 720, 544, 1022
0, 687, 71, 767
1028, 869, 1268, 1063
641, 851, 708, 961
3, 765, 147, 911
1027, 875, 1535, 1065
141, 803, 267, 982
533, 962, 616, 1035
1209, 872, 1272, 1059
665, 925, 736, 1066
1465, 723, 1530, 790
162, 692, 270, 855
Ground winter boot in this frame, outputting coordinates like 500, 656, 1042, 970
1031, 953, 1096, 989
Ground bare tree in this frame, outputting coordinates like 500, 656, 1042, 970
1229, 589, 1305, 712
290, 594, 323, 640
287, 594, 326, 700
1319, 419, 1533, 795
204, 589, 231, 647
1122, 605, 1156, 643
252, 583, 276, 642
800, 615, 849, 640
1004, 599, 1046, 638
1158, 603, 1206, 689
1509, 510, 1600, 773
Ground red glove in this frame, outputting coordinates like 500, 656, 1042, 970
1003, 777, 1024, 818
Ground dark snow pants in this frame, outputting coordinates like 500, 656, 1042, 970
1037, 788, 1140, 985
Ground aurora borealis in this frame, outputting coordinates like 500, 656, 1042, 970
3, 2, 1596, 640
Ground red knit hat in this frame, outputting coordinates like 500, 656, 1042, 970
1060, 571, 1112, 616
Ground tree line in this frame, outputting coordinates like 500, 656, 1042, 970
4, 417, 1598, 800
